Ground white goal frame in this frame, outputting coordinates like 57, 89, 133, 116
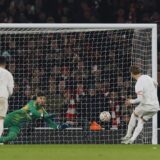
0, 23, 157, 144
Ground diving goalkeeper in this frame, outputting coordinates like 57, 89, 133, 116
0, 92, 70, 143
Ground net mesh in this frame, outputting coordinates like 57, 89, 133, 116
0, 27, 152, 144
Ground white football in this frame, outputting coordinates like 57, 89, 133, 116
99, 111, 111, 122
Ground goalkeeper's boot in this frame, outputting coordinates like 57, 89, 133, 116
121, 138, 134, 144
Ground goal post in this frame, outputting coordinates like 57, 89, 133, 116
151, 25, 158, 145
0, 23, 157, 144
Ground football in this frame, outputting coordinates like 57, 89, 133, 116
99, 111, 111, 122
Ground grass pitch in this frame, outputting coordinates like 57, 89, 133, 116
0, 144, 159, 160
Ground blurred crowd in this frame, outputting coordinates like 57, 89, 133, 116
0, 0, 160, 130
0, 29, 134, 130
0, 0, 159, 23
0, 0, 160, 66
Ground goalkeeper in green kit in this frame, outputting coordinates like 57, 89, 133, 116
0, 92, 70, 143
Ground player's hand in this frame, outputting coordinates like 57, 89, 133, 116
57, 123, 71, 130
125, 99, 131, 107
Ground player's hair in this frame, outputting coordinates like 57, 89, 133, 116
32, 92, 46, 100
36, 92, 46, 97
0, 56, 6, 65
130, 65, 141, 75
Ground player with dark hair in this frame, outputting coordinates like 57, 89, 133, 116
0, 92, 70, 143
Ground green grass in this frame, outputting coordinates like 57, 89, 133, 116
0, 144, 160, 160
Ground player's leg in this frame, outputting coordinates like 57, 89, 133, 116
121, 106, 143, 143
0, 117, 4, 137
128, 117, 144, 143
0, 126, 20, 143
44, 114, 71, 129
0, 98, 8, 137
0, 116, 4, 145
121, 112, 138, 141
124, 111, 157, 144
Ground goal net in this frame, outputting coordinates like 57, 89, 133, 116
0, 24, 157, 144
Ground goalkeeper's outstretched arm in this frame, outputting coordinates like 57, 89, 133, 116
42, 107, 71, 129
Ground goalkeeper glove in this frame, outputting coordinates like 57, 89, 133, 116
57, 123, 71, 130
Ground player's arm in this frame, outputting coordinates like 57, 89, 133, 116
125, 92, 143, 106
39, 107, 59, 129
23, 104, 57, 127
22, 104, 43, 118
7, 73, 14, 96
41, 107, 71, 129
153, 79, 158, 88
31, 107, 43, 118
125, 81, 143, 106
129, 91, 143, 104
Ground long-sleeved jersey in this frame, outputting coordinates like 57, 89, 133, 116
0, 100, 70, 143
4, 100, 57, 128
0, 67, 14, 98
130, 75, 159, 111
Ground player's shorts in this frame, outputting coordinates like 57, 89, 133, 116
0, 97, 8, 117
134, 104, 159, 121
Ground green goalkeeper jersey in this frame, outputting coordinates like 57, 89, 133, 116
5, 100, 56, 128
0, 100, 70, 143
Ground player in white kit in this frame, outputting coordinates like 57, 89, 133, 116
0, 56, 14, 141
121, 65, 159, 144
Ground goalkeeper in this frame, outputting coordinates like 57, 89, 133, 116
0, 92, 70, 143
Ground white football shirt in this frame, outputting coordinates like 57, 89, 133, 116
135, 75, 159, 110
0, 67, 14, 99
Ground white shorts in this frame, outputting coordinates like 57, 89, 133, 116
134, 104, 158, 121
0, 97, 8, 117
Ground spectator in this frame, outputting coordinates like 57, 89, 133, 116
0, 0, 158, 24
0, 0, 159, 133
